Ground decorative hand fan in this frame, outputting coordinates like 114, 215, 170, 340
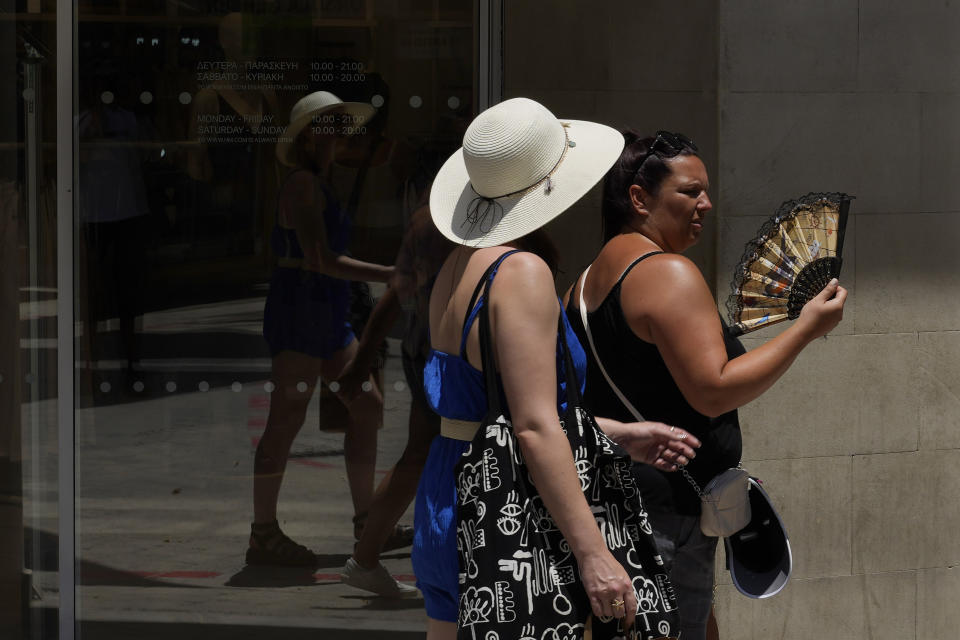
726, 192, 852, 336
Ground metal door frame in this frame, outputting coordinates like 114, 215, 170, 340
56, 0, 77, 636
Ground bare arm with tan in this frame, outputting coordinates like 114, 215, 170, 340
489, 252, 637, 627
622, 253, 847, 418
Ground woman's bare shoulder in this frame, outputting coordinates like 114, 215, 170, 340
489, 250, 554, 292
625, 251, 706, 290
619, 251, 715, 326
280, 170, 327, 210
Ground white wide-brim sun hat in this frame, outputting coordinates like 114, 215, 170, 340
430, 97, 624, 248
276, 90, 376, 167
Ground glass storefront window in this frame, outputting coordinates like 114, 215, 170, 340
1, 2, 494, 637
71, 2, 484, 637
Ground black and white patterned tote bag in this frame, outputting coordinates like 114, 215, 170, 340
454, 282, 679, 640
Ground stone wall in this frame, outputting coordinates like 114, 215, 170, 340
504, 0, 719, 293
506, 2, 960, 637
714, 2, 960, 638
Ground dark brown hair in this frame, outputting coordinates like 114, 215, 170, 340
600, 129, 699, 242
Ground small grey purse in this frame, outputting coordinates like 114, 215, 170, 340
690, 467, 751, 537
577, 265, 751, 538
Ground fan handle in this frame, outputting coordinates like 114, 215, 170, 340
833, 196, 852, 275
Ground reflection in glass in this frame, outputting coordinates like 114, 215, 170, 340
73, 2, 477, 636
78, 59, 150, 381
2, 9, 60, 640
250, 89, 391, 570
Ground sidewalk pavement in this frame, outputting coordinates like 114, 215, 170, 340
28, 335, 429, 639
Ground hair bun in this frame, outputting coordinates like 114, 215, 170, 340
621, 128, 645, 147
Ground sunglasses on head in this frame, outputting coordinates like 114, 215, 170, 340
633, 130, 699, 177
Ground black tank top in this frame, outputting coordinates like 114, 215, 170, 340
566, 252, 746, 516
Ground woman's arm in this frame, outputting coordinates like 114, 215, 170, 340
287, 172, 394, 283
623, 253, 846, 417
335, 286, 402, 401
489, 253, 636, 626
594, 417, 700, 470
315, 251, 394, 283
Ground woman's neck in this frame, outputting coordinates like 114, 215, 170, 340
618, 224, 669, 253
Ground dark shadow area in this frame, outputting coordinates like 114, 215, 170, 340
22, 606, 57, 640
78, 564, 207, 589
288, 447, 346, 459
26, 528, 204, 589
137, 283, 270, 316
310, 553, 352, 569
225, 550, 412, 587
76, 618, 423, 640
138, 331, 271, 360
29, 599, 427, 638
310, 551, 410, 570
224, 565, 319, 588
315, 594, 427, 612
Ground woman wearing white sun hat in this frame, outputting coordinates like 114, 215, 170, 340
413, 97, 695, 639
248, 91, 407, 576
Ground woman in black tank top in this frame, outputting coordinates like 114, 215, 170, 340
565, 130, 848, 640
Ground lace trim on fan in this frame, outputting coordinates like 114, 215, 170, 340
725, 191, 850, 328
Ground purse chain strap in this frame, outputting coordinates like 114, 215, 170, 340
678, 466, 704, 498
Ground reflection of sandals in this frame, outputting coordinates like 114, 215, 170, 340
340, 557, 419, 598
353, 512, 414, 552
245, 520, 318, 567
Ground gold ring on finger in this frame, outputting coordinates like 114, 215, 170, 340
610, 598, 625, 608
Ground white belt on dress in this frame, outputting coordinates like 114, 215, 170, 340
440, 417, 481, 441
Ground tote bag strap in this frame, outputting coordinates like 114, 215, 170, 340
577, 265, 646, 422
459, 249, 521, 358
477, 276, 502, 417
476, 250, 522, 417
477, 251, 578, 417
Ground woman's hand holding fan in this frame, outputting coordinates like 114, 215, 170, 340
795, 277, 847, 339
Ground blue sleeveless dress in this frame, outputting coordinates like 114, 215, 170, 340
411, 251, 587, 622
262, 171, 355, 358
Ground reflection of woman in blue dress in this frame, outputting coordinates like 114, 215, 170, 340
248, 92, 394, 566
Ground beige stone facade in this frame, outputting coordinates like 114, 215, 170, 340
506, 2, 959, 637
